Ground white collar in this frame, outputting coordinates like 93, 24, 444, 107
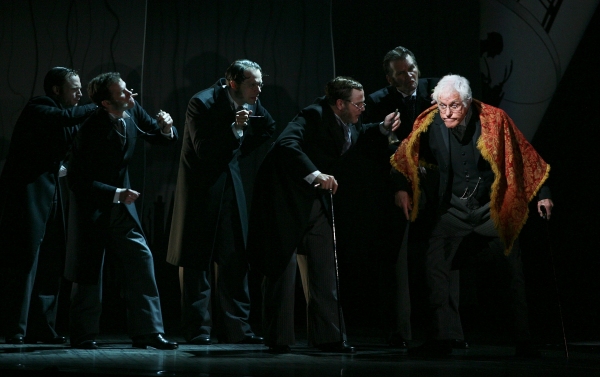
108, 111, 131, 121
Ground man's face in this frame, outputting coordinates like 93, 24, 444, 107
232, 69, 262, 105
339, 89, 366, 124
438, 91, 469, 128
386, 56, 419, 95
106, 79, 135, 112
56, 75, 83, 108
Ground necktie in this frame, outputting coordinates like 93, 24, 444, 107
116, 118, 126, 146
340, 121, 351, 154
404, 95, 416, 124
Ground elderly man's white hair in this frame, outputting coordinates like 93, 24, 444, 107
432, 74, 473, 107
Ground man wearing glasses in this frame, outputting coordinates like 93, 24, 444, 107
246, 76, 399, 354
362, 46, 467, 351
167, 59, 275, 345
391, 74, 553, 357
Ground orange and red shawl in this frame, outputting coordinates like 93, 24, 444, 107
391, 100, 550, 254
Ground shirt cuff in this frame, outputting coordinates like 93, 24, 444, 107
304, 170, 321, 184
161, 128, 174, 138
231, 123, 244, 139
114, 188, 125, 203
379, 121, 390, 135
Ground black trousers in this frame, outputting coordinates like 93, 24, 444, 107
377, 203, 463, 343
179, 181, 253, 343
426, 195, 531, 341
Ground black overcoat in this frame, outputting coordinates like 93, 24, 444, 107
166, 79, 275, 270
0, 96, 95, 270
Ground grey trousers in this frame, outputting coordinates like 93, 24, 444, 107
69, 205, 164, 344
262, 199, 346, 347
1, 195, 63, 340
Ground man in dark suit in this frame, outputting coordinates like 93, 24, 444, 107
392, 74, 553, 357
247, 76, 399, 354
365, 46, 438, 142
64, 72, 178, 350
0, 67, 96, 344
167, 59, 274, 345
363, 46, 464, 349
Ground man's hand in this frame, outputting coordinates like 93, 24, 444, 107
394, 190, 412, 220
157, 110, 173, 133
314, 173, 338, 194
119, 189, 140, 205
384, 111, 400, 132
235, 109, 252, 130
537, 198, 554, 220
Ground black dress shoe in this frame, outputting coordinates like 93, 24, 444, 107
268, 345, 291, 354
408, 340, 452, 357
5, 336, 24, 344
188, 334, 211, 345
72, 340, 98, 349
132, 333, 178, 350
450, 339, 469, 349
388, 333, 408, 349
25, 336, 68, 345
316, 340, 356, 353
236, 335, 264, 344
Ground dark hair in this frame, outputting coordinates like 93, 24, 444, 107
325, 76, 363, 106
43, 67, 78, 97
87, 72, 122, 105
382, 46, 419, 76
225, 59, 262, 86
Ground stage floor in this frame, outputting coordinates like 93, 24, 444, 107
1, 334, 599, 377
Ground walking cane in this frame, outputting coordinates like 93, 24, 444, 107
542, 206, 569, 359
328, 189, 345, 344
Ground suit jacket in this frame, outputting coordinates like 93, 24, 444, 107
246, 96, 388, 278
364, 78, 439, 144
64, 103, 178, 283
0, 96, 95, 271
408, 106, 486, 219
357, 78, 440, 195
166, 79, 275, 270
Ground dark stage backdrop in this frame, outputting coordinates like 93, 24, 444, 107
0, 0, 598, 345
332, 0, 481, 97
0, 0, 335, 333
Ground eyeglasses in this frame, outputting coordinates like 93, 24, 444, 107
438, 102, 464, 112
243, 81, 264, 89
346, 100, 366, 110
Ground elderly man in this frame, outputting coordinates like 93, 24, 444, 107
167, 59, 275, 345
392, 74, 552, 357
65, 72, 178, 350
247, 76, 399, 354
363, 46, 465, 350
0, 67, 96, 344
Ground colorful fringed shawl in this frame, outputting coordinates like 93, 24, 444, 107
391, 100, 550, 254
